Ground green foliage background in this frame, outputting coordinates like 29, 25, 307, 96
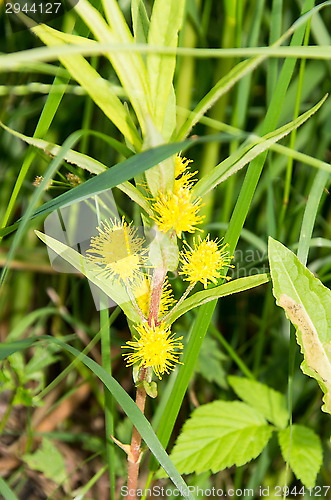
0, 0, 331, 498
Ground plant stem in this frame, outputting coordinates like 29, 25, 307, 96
161, 282, 195, 323
126, 366, 147, 500
126, 265, 166, 497
148, 266, 167, 326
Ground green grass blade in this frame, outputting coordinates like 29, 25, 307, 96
132, 0, 150, 44
0, 122, 107, 175
0, 72, 69, 238
165, 274, 269, 324
0, 478, 19, 500
100, 301, 115, 500
175, 0, 331, 140
0, 139, 190, 240
0, 133, 230, 240
147, 0, 185, 134
32, 24, 142, 150
193, 95, 327, 198
74, 0, 152, 137
46, 337, 194, 498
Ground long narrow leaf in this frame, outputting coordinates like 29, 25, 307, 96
32, 24, 142, 149
165, 274, 269, 324
0, 336, 194, 499
147, 0, 185, 134
193, 95, 327, 198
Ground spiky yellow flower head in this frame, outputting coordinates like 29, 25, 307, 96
122, 322, 183, 379
86, 218, 147, 284
174, 154, 197, 193
132, 277, 175, 320
179, 236, 233, 289
151, 155, 204, 238
152, 187, 204, 238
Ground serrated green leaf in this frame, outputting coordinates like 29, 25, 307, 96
278, 424, 322, 487
35, 231, 140, 323
0, 122, 107, 175
268, 237, 331, 414
166, 401, 273, 475
23, 438, 67, 485
228, 376, 288, 428
165, 274, 269, 324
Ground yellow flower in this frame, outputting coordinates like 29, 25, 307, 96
152, 187, 204, 238
174, 154, 197, 193
86, 218, 147, 284
122, 322, 183, 379
179, 236, 233, 288
132, 277, 175, 320
151, 155, 204, 238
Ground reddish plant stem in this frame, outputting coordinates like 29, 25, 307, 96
148, 266, 167, 326
126, 266, 166, 499
126, 366, 147, 499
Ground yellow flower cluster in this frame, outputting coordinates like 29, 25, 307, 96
87, 156, 233, 380
152, 155, 204, 238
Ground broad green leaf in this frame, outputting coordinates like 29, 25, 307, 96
74, 0, 152, 136
278, 424, 322, 487
165, 274, 269, 324
196, 336, 227, 389
228, 376, 288, 428
166, 401, 273, 475
148, 0, 185, 135
132, 0, 150, 45
31, 24, 142, 150
268, 237, 331, 414
193, 95, 327, 199
35, 231, 141, 323
23, 438, 67, 485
